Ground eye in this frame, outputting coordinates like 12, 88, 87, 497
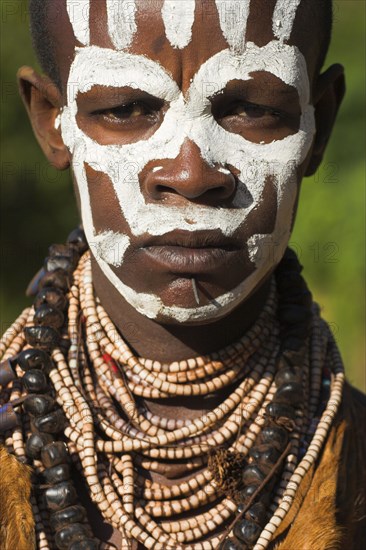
227, 102, 281, 120
95, 101, 156, 122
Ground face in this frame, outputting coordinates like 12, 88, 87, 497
57, 0, 317, 324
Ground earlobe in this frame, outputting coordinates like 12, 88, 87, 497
305, 64, 346, 176
17, 66, 70, 171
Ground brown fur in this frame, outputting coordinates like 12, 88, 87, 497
273, 383, 366, 550
0, 445, 35, 550
274, 421, 345, 549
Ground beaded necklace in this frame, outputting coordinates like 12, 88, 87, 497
0, 230, 345, 550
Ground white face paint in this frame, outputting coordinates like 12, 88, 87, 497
215, 0, 250, 53
62, 0, 314, 323
66, 0, 90, 46
162, 0, 196, 49
272, 0, 302, 42
106, 0, 137, 50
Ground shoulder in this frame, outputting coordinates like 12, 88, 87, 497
340, 381, 366, 445
333, 382, 366, 548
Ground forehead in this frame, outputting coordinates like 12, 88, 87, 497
53, 0, 320, 91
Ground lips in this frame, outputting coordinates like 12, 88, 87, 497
138, 230, 243, 274
138, 230, 241, 250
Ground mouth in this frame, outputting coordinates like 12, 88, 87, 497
138, 231, 242, 274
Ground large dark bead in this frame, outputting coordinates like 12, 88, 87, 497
39, 270, 69, 292
44, 464, 71, 484
220, 538, 244, 550
26, 267, 46, 297
34, 409, 67, 434
50, 505, 86, 531
48, 244, 79, 266
249, 444, 281, 465
22, 369, 48, 393
259, 426, 289, 451
242, 464, 270, 485
237, 484, 259, 502
275, 382, 303, 405
275, 366, 302, 387
44, 481, 77, 510
54, 523, 90, 549
266, 402, 296, 421
17, 349, 52, 372
245, 502, 267, 526
23, 394, 55, 416
0, 403, 19, 432
45, 256, 74, 274
24, 326, 59, 351
25, 432, 53, 459
34, 305, 64, 330
67, 228, 88, 254
41, 441, 69, 468
34, 288, 67, 311
0, 359, 16, 386
69, 539, 99, 550
233, 519, 262, 545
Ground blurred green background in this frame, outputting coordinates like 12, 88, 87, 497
1, 1, 365, 390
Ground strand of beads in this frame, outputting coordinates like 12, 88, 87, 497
218, 249, 345, 550
58, 252, 283, 547
0, 229, 100, 550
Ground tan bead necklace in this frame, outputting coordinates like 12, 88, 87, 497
0, 245, 345, 550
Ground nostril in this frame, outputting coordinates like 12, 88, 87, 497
155, 184, 180, 195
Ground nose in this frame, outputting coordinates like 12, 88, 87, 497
144, 139, 236, 202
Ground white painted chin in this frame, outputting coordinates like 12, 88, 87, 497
88, 229, 287, 325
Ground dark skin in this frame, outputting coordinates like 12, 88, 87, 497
18, 0, 345, 546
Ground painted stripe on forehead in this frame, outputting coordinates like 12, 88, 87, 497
162, 0, 196, 49
66, 0, 90, 46
106, 0, 137, 50
66, 46, 180, 104
215, 0, 251, 53
272, 0, 302, 42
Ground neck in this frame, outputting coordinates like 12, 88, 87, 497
91, 256, 272, 362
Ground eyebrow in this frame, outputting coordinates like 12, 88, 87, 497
217, 78, 300, 97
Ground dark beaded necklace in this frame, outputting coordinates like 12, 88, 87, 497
217, 250, 315, 549
0, 228, 99, 550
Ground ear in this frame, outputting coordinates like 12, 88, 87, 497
17, 66, 70, 170
305, 64, 345, 176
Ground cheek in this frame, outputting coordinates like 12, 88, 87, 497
84, 164, 131, 235
241, 175, 278, 236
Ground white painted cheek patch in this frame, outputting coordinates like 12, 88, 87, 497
162, 0, 196, 49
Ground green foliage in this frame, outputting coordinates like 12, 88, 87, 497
0, 0, 364, 389
292, 1, 365, 390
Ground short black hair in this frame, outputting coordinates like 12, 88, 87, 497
29, 0, 333, 89
29, 0, 61, 87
